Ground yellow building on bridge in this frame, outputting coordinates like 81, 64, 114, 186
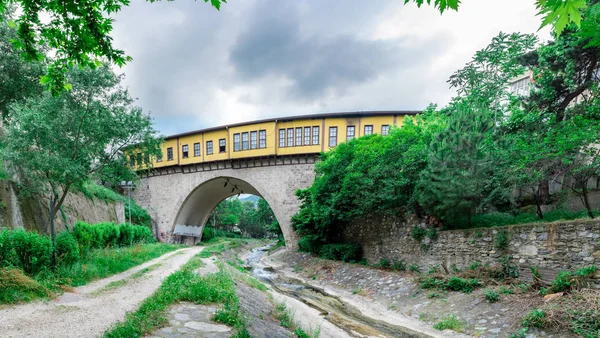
135, 111, 419, 169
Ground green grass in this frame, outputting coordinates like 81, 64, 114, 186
198, 239, 244, 258
433, 314, 465, 332
0, 244, 180, 304
273, 303, 296, 329
56, 244, 181, 286
104, 255, 248, 338
130, 263, 162, 279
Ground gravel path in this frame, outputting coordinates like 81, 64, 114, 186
0, 246, 203, 338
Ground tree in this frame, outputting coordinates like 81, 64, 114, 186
406, 0, 600, 39
0, 8, 44, 119
0, 0, 225, 95
3, 64, 161, 221
417, 102, 507, 226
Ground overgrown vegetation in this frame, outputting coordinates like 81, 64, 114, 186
0, 224, 167, 304
433, 314, 465, 332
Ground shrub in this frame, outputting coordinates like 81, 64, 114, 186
391, 260, 406, 271
495, 256, 519, 279
433, 314, 464, 332
426, 228, 438, 240
446, 276, 481, 293
408, 264, 420, 272
469, 261, 481, 271
421, 276, 445, 289
0, 230, 15, 267
0, 267, 52, 303
551, 271, 572, 293
11, 230, 52, 275
297, 237, 321, 254
118, 223, 135, 246
378, 259, 390, 268
499, 286, 513, 294
411, 226, 427, 242
521, 309, 545, 328
201, 226, 215, 242
428, 265, 440, 274
55, 231, 80, 266
484, 289, 500, 303
318, 244, 362, 262
494, 229, 509, 251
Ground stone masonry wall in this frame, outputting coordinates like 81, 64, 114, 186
342, 215, 600, 281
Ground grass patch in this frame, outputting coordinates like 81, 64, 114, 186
130, 263, 162, 279
0, 267, 54, 303
56, 244, 181, 287
273, 302, 296, 329
198, 239, 244, 258
93, 280, 128, 295
433, 314, 465, 332
104, 255, 248, 338
0, 244, 180, 304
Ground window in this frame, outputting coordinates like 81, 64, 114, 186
329, 127, 337, 147
279, 129, 286, 147
295, 127, 302, 146
287, 128, 294, 147
129, 155, 135, 166
156, 152, 163, 162
206, 141, 213, 155
136, 153, 142, 166
194, 142, 200, 157
259, 130, 266, 148
182, 144, 189, 158
381, 125, 390, 136
364, 125, 373, 135
304, 127, 310, 145
250, 131, 257, 149
242, 132, 249, 150
143, 153, 150, 164
167, 147, 173, 161
233, 134, 240, 152
346, 126, 355, 141
312, 126, 319, 145
219, 139, 226, 153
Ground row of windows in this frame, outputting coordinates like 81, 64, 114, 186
279, 126, 320, 147
157, 138, 228, 162
328, 124, 390, 147
233, 130, 267, 152
148, 124, 391, 164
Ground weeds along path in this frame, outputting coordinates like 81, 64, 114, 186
0, 246, 204, 338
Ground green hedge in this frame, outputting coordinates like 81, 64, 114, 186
0, 222, 155, 276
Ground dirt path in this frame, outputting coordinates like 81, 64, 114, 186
0, 246, 203, 338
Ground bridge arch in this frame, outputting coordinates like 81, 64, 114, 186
132, 156, 318, 250
172, 176, 293, 244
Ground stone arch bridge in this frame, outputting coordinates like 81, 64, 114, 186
132, 155, 317, 249
129, 111, 417, 248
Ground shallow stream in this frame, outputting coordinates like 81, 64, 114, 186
246, 245, 418, 338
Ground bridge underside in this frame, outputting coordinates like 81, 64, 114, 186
132, 155, 318, 249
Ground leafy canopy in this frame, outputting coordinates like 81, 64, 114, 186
0, 0, 225, 95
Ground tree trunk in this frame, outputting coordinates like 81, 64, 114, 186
581, 185, 595, 219
533, 187, 544, 219
538, 180, 550, 204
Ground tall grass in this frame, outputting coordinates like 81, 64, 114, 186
454, 208, 600, 229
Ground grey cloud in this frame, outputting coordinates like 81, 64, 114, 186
229, 4, 446, 101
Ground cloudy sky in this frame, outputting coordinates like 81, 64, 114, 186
111, 0, 549, 136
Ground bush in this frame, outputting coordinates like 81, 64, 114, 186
522, 309, 545, 328
411, 226, 427, 242
484, 289, 500, 303
378, 259, 390, 268
392, 260, 406, 271
446, 276, 481, 293
433, 314, 464, 332
0, 229, 15, 267
408, 264, 420, 272
297, 237, 321, 254
551, 271, 572, 293
494, 230, 509, 250
11, 230, 52, 275
318, 244, 362, 262
421, 276, 445, 289
201, 226, 215, 242
55, 231, 80, 267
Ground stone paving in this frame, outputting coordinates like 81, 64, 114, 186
146, 302, 232, 338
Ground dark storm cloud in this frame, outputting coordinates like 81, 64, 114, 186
229, 4, 442, 101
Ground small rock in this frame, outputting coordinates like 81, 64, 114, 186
489, 328, 501, 333
174, 313, 190, 321
478, 319, 488, 324
184, 321, 231, 332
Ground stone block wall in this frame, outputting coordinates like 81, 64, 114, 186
341, 215, 600, 280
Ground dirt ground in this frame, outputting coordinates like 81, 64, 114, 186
269, 249, 579, 338
0, 247, 203, 338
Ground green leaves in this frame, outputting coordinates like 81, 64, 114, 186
403, 0, 460, 13
536, 0, 588, 36
0, 0, 224, 95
